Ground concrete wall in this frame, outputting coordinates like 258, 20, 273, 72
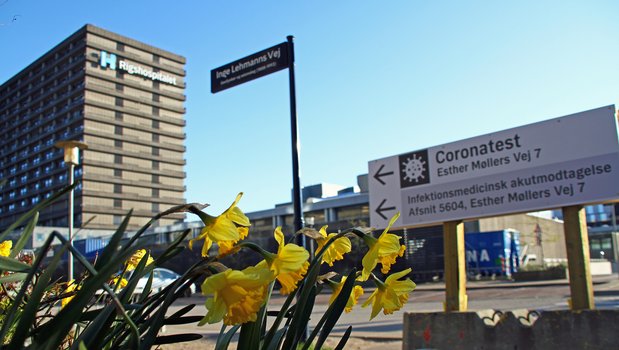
403, 309, 619, 349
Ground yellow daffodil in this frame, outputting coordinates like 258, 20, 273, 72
111, 276, 128, 289
189, 193, 251, 256
315, 225, 351, 266
125, 249, 154, 271
363, 268, 416, 320
360, 213, 405, 281
267, 227, 310, 295
0, 240, 12, 257
61, 280, 77, 308
199, 263, 274, 326
327, 276, 364, 313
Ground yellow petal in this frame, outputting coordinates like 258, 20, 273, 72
360, 245, 379, 281
385, 268, 412, 284
208, 217, 240, 242
0, 241, 12, 257
228, 207, 250, 227
201, 236, 213, 257
274, 226, 285, 249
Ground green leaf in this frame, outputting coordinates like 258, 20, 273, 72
153, 334, 202, 345
10, 212, 38, 259
0, 256, 32, 272
0, 273, 27, 283
281, 284, 317, 350
0, 231, 59, 343
168, 304, 196, 319
262, 289, 298, 348
35, 234, 144, 349
265, 327, 288, 350
333, 326, 353, 350
163, 316, 203, 325
9, 239, 69, 348
313, 269, 356, 350
94, 209, 133, 271
215, 324, 241, 350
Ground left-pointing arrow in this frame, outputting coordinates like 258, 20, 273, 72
375, 199, 396, 220
373, 164, 394, 185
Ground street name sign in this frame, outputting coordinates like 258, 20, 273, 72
211, 42, 289, 93
369, 105, 619, 229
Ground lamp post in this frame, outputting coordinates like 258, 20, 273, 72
55, 140, 88, 281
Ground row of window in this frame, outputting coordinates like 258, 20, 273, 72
1, 169, 83, 206
0, 183, 83, 214
1, 38, 84, 101
0, 125, 84, 174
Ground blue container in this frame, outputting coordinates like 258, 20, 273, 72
465, 230, 520, 277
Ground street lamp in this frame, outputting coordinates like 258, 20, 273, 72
55, 140, 88, 281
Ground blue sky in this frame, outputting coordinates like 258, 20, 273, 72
1, 1, 618, 215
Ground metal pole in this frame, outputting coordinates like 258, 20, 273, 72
287, 35, 309, 342
68, 162, 74, 281
287, 36, 304, 241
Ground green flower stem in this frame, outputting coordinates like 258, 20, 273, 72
361, 233, 378, 248
236, 241, 277, 265
370, 273, 387, 291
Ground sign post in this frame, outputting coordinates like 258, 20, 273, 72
368, 105, 619, 312
562, 205, 595, 310
443, 220, 467, 312
211, 38, 304, 235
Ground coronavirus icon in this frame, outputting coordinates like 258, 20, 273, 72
398, 150, 430, 188
402, 155, 426, 183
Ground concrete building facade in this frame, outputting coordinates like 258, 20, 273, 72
0, 24, 186, 230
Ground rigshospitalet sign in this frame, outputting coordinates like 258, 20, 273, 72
99, 51, 177, 85
368, 105, 619, 230
211, 42, 289, 93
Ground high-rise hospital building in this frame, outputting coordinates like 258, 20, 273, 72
0, 24, 186, 231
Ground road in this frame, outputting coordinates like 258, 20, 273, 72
160, 274, 619, 349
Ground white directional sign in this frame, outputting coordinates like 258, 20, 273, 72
369, 105, 619, 229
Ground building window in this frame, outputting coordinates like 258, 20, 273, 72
115, 83, 124, 92
152, 160, 159, 170
152, 107, 159, 116
152, 188, 159, 198
114, 169, 122, 177
115, 139, 123, 148
152, 174, 159, 183
116, 42, 125, 51
152, 134, 159, 142
152, 147, 159, 156
152, 203, 159, 212
152, 93, 160, 102
115, 125, 123, 135
115, 97, 123, 107
114, 154, 122, 164
113, 215, 122, 225
153, 54, 160, 63
115, 111, 123, 121
114, 198, 122, 208
114, 184, 122, 193
152, 81, 159, 90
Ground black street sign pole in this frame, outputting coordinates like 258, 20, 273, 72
287, 36, 304, 240
287, 35, 308, 342
210, 37, 305, 245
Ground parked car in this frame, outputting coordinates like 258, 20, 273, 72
131, 267, 196, 298
96, 267, 196, 300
